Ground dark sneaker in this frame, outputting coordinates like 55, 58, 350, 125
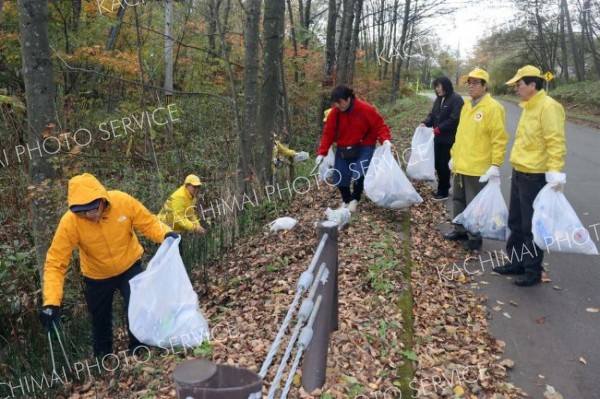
443, 231, 469, 241
514, 271, 542, 287
464, 239, 483, 251
493, 263, 525, 275
432, 193, 449, 201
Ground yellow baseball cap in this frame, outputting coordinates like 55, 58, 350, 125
506, 65, 544, 85
184, 174, 202, 186
463, 68, 489, 83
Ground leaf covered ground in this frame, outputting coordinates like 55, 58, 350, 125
55, 176, 528, 399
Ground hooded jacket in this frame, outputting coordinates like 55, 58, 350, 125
158, 185, 201, 232
317, 98, 392, 156
43, 173, 171, 306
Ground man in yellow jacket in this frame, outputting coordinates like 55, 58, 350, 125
39, 173, 175, 357
445, 68, 509, 251
158, 174, 206, 235
493, 65, 566, 286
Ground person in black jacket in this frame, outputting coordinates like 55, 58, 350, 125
420, 77, 464, 200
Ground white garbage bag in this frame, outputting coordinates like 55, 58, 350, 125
364, 145, 423, 209
324, 207, 351, 229
129, 237, 210, 348
269, 217, 298, 232
532, 184, 598, 254
318, 148, 336, 181
453, 177, 508, 240
406, 126, 436, 181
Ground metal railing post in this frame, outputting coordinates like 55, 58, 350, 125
301, 221, 339, 392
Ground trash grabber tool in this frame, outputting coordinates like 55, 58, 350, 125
48, 331, 57, 374
309, 160, 323, 177
53, 323, 72, 371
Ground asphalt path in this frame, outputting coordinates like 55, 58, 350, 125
423, 93, 600, 399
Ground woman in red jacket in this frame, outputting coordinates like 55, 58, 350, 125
316, 85, 392, 212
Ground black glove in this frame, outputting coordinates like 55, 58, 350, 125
39, 305, 61, 333
164, 232, 180, 240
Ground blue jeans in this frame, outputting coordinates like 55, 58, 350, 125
334, 146, 375, 203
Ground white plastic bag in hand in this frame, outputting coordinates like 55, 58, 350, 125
532, 184, 598, 254
406, 126, 436, 181
364, 145, 423, 209
318, 148, 336, 181
453, 177, 508, 240
294, 151, 309, 162
269, 217, 298, 232
324, 207, 351, 229
129, 237, 210, 348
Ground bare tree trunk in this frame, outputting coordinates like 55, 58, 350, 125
384, 0, 399, 80
337, 0, 356, 84
207, 0, 220, 53
347, 0, 363, 84
211, 0, 246, 194
534, 0, 550, 72
286, 0, 300, 83
582, 0, 600, 79
242, 0, 261, 192
165, 0, 174, 99
562, 0, 584, 81
105, 2, 128, 51
302, 0, 312, 47
391, 0, 411, 102
559, 2, 569, 80
71, 0, 81, 32
257, 0, 285, 185
17, 0, 58, 278
319, 0, 337, 127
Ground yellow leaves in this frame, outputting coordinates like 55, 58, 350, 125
453, 385, 465, 396
63, 47, 139, 77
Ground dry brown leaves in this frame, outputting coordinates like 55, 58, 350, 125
64, 176, 526, 399
409, 181, 526, 398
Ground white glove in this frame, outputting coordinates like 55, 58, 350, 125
448, 158, 453, 172
315, 155, 324, 166
382, 140, 392, 147
545, 171, 566, 191
294, 151, 309, 162
479, 165, 500, 183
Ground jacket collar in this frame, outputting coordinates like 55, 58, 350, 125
520, 89, 546, 110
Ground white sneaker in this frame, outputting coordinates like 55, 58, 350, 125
339, 202, 349, 209
347, 200, 358, 213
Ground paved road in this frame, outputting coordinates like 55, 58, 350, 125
423, 93, 600, 399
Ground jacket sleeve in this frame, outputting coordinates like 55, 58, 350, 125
488, 104, 509, 166
438, 95, 464, 134
317, 108, 337, 156
365, 103, 392, 143
541, 102, 566, 171
422, 98, 439, 127
43, 214, 78, 306
128, 193, 172, 241
275, 141, 296, 158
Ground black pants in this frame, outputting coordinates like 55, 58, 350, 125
506, 170, 546, 274
434, 143, 452, 196
338, 176, 365, 203
84, 260, 144, 357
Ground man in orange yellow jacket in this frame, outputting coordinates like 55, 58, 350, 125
39, 173, 175, 357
